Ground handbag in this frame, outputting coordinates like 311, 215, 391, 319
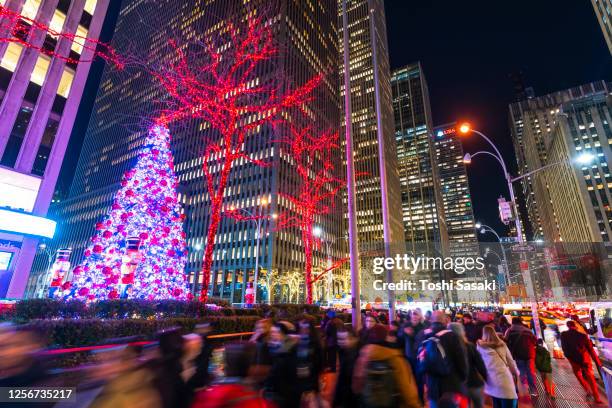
493, 346, 522, 395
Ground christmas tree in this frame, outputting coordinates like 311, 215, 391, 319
70, 124, 190, 301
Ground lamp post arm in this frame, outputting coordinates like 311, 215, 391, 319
470, 151, 510, 179
510, 160, 566, 183
472, 130, 509, 177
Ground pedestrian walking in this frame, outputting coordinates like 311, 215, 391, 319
333, 328, 359, 408
560, 320, 603, 404
535, 339, 555, 399
449, 323, 487, 408
477, 326, 519, 408
504, 317, 537, 396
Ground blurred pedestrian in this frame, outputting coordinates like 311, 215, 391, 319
353, 324, 421, 408
149, 328, 189, 408
323, 310, 344, 372
359, 314, 378, 347
296, 318, 324, 406
398, 309, 426, 403
191, 341, 272, 408
264, 321, 299, 408
449, 323, 487, 408
477, 326, 519, 408
560, 320, 603, 403
249, 318, 273, 386
504, 317, 537, 396
461, 313, 481, 344
333, 328, 359, 407
417, 311, 468, 408
535, 339, 555, 399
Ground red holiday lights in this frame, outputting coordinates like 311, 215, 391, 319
0, 5, 124, 68
276, 124, 345, 304
152, 17, 321, 302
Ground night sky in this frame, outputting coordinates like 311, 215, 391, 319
60, 1, 612, 240
385, 0, 612, 238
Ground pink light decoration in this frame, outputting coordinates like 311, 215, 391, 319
275, 124, 345, 304
0, 5, 124, 68
70, 125, 190, 301
151, 17, 321, 302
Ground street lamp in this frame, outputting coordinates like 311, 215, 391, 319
313, 226, 336, 304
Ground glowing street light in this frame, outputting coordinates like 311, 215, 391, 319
458, 122, 471, 134
576, 152, 595, 165
313, 226, 323, 237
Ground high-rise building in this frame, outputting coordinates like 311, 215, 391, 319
0, 0, 111, 298
390, 63, 447, 252
591, 0, 612, 55
433, 123, 478, 257
27, 0, 341, 303
339, 0, 405, 253
545, 91, 612, 243
509, 81, 611, 241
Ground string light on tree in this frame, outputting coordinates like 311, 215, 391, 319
70, 125, 190, 301
151, 16, 322, 302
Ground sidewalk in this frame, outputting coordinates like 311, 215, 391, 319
528, 358, 608, 408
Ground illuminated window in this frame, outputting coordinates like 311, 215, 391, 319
21, 0, 42, 20
30, 55, 50, 86
84, 0, 97, 15
49, 10, 67, 35
72, 25, 88, 54
0, 43, 23, 72
57, 68, 74, 97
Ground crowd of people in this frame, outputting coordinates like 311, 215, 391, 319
0, 309, 606, 408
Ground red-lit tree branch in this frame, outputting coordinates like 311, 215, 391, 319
311, 257, 349, 284
0, 5, 124, 68
276, 123, 344, 304
151, 17, 321, 302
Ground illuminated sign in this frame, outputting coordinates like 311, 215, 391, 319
0, 209, 56, 238
0, 167, 41, 212
434, 126, 457, 139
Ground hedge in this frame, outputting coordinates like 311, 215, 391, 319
1, 299, 330, 322
23, 316, 261, 348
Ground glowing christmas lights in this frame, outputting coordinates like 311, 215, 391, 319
151, 17, 321, 302
276, 124, 344, 304
70, 125, 189, 301
0, 5, 124, 68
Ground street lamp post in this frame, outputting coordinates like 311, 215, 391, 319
460, 123, 542, 336
314, 226, 335, 304
475, 222, 511, 287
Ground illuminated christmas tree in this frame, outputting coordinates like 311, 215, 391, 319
70, 124, 190, 301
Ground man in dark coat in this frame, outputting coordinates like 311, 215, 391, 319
561, 320, 603, 403
417, 311, 468, 408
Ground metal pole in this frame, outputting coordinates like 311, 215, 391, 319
253, 217, 261, 304
342, 0, 361, 331
368, 0, 395, 323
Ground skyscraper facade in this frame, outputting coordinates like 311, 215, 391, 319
28, 0, 342, 303
0, 0, 110, 298
339, 0, 405, 251
591, 0, 612, 55
509, 81, 611, 241
390, 62, 447, 252
433, 123, 478, 257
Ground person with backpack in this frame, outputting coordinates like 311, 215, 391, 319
535, 339, 555, 399
352, 323, 421, 408
477, 326, 519, 408
504, 317, 537, 396
449, 323, 487, 408
417, 311, 468, 408
560, 320, 603, 404
191, 342, 273, 408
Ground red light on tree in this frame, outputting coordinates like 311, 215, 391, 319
151, 17, 321, 302
275, 124, 344, 304
0, 5, 124, 68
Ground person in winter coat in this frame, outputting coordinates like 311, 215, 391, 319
191, 342, 273, 408
477, 326, 519, 408
353, 324, 421, 408
449, 323, 487, 408
504, 317, 537, 395
535, 339, 555, 398
333, 328, 359, 408
324, 310, 344, 372
249, 318, 273, 387
417, 311, 469, 408
560, 320, 603, 404
148, 328, 189, 408
399, 309, 427, 403
264, 322, 299, 408
461, 313, 482, 344
296, 318, 324, 404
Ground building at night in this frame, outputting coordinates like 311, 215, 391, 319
390, 63, 447, 252
591, 0, 612, 55
509, 81, 611, 242
339, 0, 405, 253
28, 0, 342, 303
433, 123, 478, 258
0, 0, 111, 298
